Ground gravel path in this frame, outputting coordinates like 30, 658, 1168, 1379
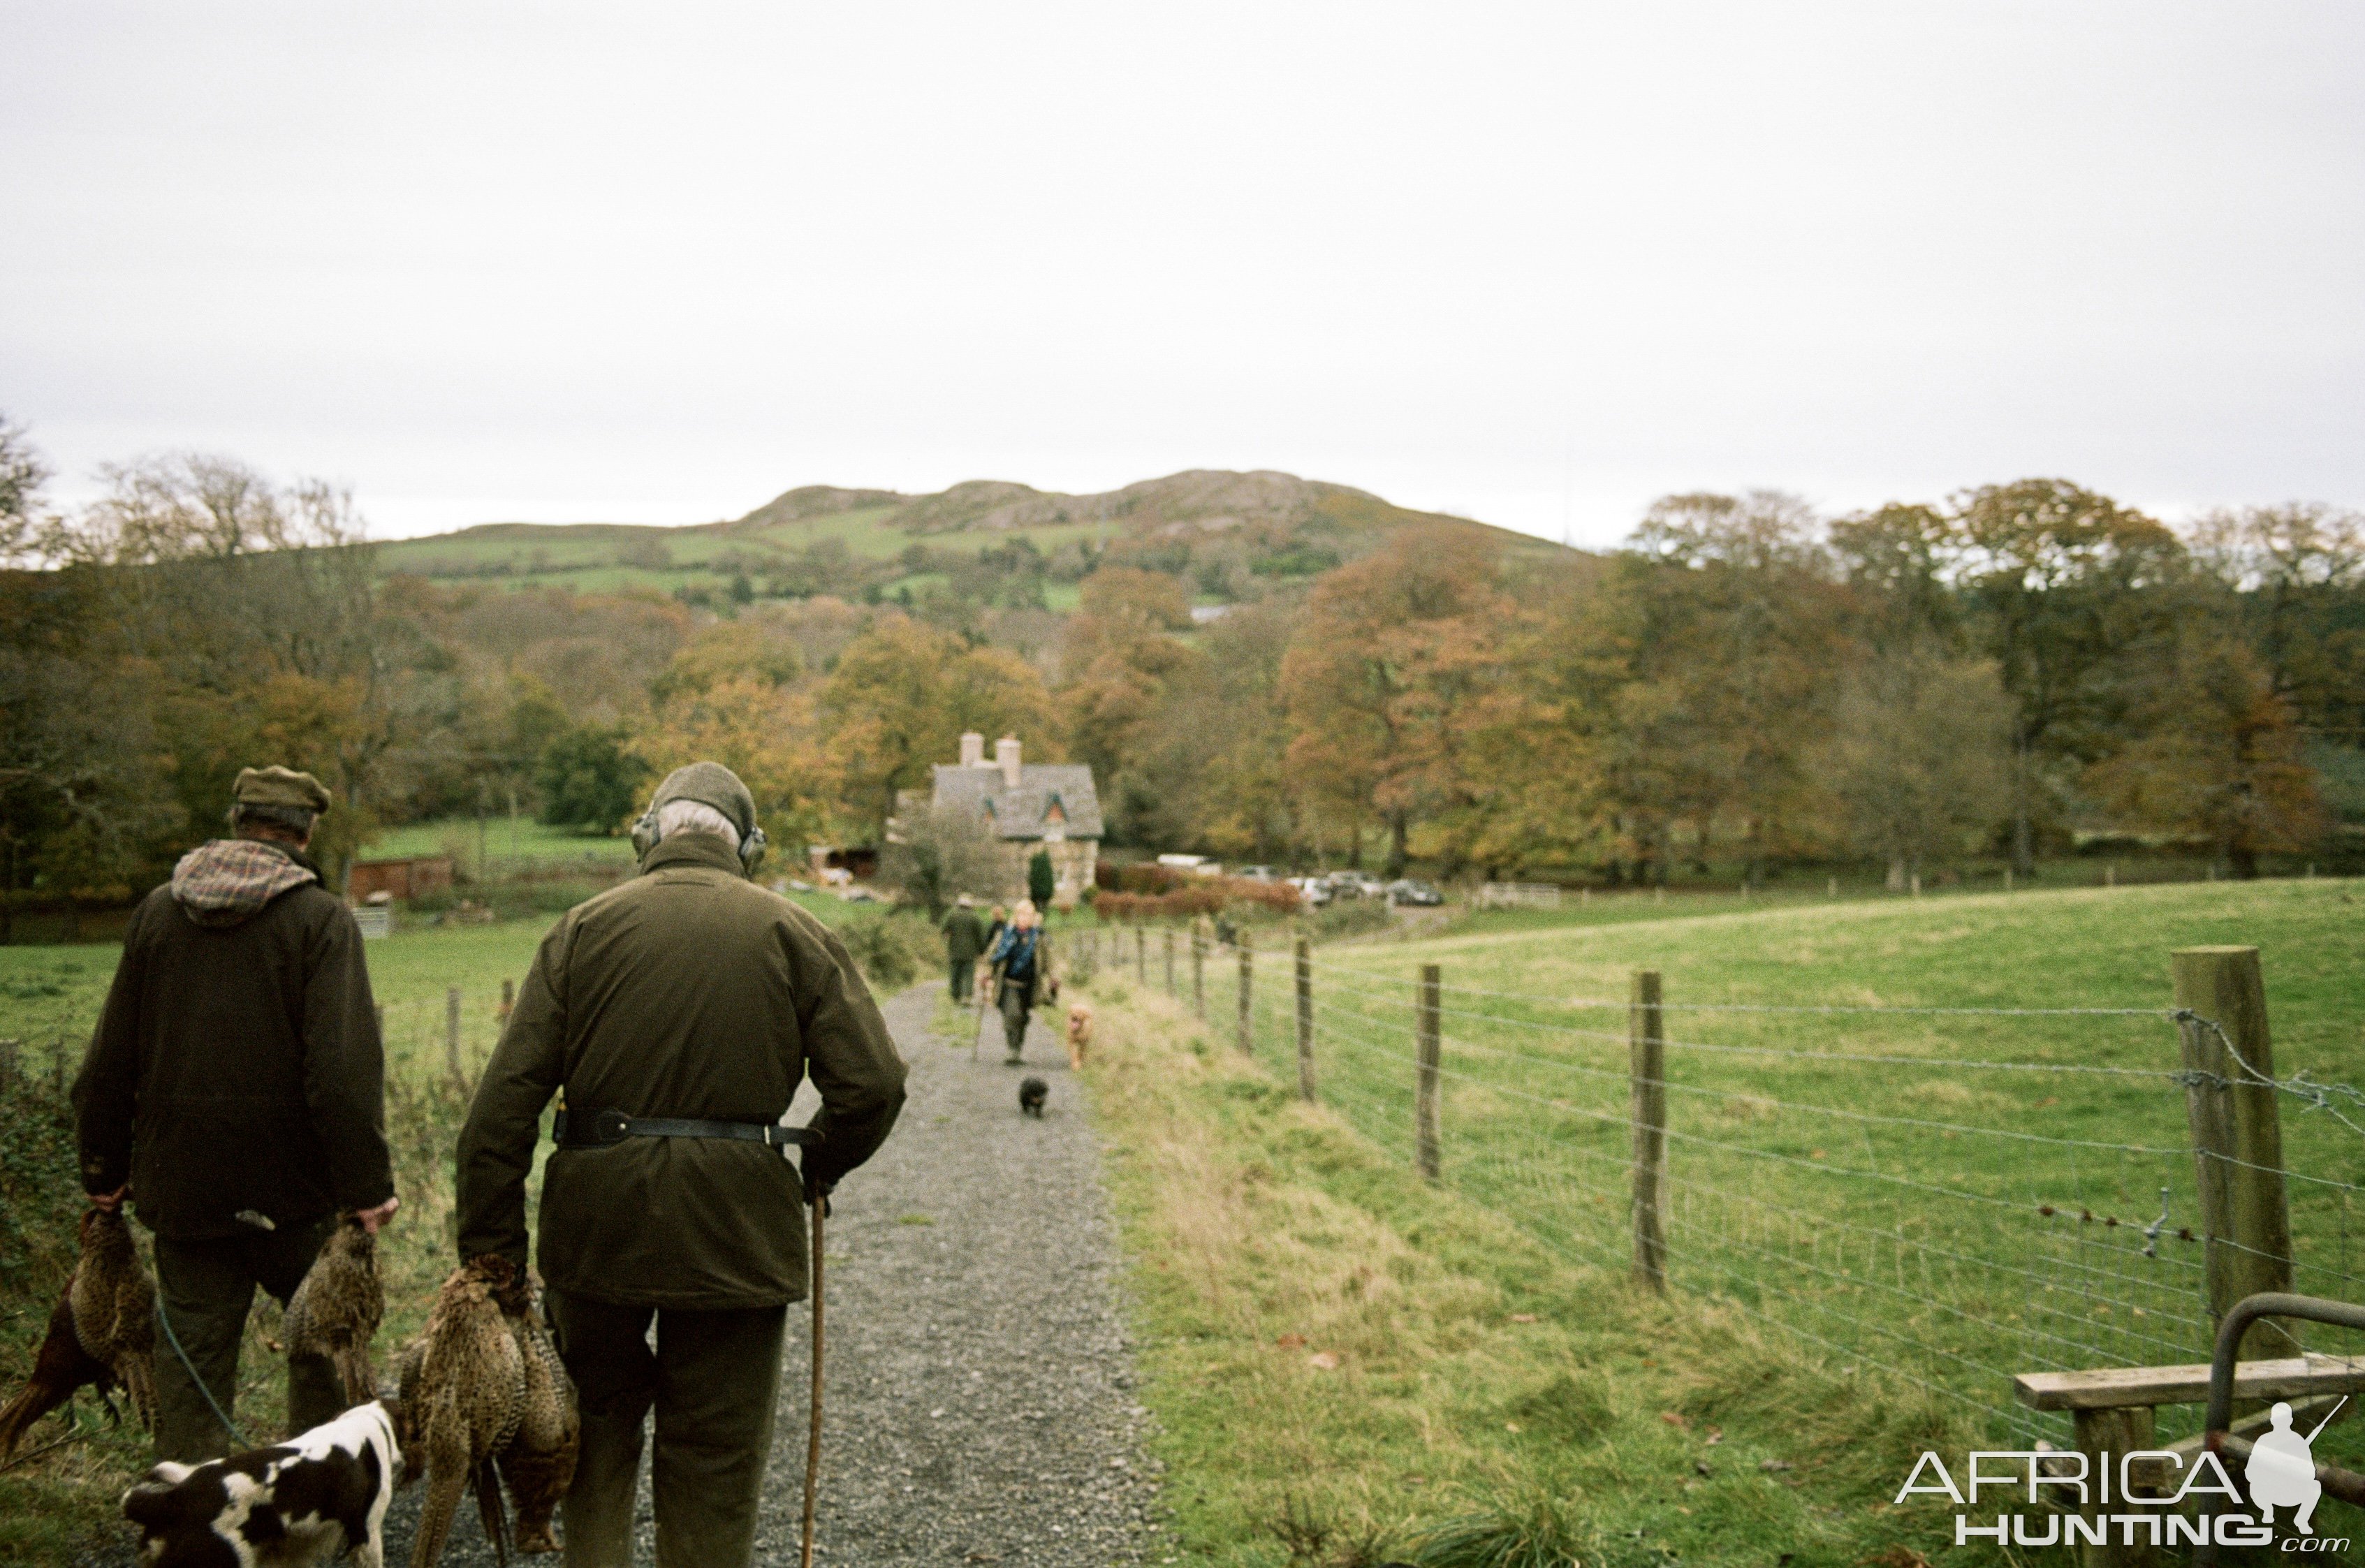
753, 984, 1157, 1567
88, 982, 1157, 1567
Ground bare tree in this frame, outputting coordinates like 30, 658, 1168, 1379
881, 801, 1005, 918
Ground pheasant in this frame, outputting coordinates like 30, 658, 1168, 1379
0, 1208, 156, 1460
284, 1213, 385, 1408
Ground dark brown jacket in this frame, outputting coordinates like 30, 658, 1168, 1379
74, 842, 395, 1240
455, 833, 907, 1310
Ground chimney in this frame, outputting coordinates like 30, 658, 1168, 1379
959, 731, 986, 768
996, 735, 1022, 790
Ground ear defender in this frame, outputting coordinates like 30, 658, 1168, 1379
629, 802, 766, 874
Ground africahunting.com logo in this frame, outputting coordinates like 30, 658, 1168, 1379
1895, 1400, 2348, 1553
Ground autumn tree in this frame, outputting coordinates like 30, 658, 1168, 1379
1119, 601, 1304, 862
1059, 566, 1199, 836
2184, 503, 2365, 742
1614, 492, 1847, 886
1280, 525, 1511, 874
2086, 625, 2324, 877
27, 453, 430, 885
1816, 651, 2014, 888
820, 615, 1060, 840
1945, 479, 2185, 875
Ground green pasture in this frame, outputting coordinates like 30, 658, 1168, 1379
1085, 879, 2365, 1564
373, 505, 1115, 594
1215, 879, 2365, 1463
363, 814, 636, 867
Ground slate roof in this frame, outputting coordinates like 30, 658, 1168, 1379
930, 763, 1104, 840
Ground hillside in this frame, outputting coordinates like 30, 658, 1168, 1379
374, 469, 1560, 603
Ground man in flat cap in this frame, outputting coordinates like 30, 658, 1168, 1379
458, 760, 907, 1568
76, 765, 397, 1461
941, 892, 986, 1004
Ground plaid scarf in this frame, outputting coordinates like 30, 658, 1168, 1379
171, 840, 318, 928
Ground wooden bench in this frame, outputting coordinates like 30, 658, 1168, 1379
2011, 1356, 2365, 1566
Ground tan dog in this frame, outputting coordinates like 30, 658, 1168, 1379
1064, 1000, 1094, 1070
284, 1214, 384, 1409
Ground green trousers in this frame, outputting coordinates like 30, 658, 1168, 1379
948, 957, 974, 1002
151, 1216, 340, 1463
548, 1289, 788, 1568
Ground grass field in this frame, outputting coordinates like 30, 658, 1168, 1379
361, 814, 636, 868
372, 506, 1116, 594
1081, 877, 2365, 1562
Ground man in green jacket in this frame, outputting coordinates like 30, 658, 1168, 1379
456, 761, 907, 1568
940, 893, 986, 1002
76, 765, 397, 1461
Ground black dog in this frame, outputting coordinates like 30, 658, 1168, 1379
1018, 1076, 1048, 1117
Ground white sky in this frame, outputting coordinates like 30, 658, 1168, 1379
3, 2, 2360, 546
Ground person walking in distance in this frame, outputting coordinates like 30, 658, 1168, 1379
986, 898, 1053, 1065
457, 762, 907, 1568
941, 893, 987, 1004
75, 766, 397, 1461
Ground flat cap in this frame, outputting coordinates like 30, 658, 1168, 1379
233, 765, 331, 815
651, 761, 756, 843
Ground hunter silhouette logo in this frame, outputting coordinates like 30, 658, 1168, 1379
2247, 1398, 2341, 1534
1894, 1407, 2355, 1555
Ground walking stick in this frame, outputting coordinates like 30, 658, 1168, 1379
801, 1191, 825, 1568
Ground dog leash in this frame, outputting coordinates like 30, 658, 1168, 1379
156, 1297, 248, 1448
801, 1189, 826, 1568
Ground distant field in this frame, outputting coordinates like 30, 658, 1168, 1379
1091, 878, 2365, 1564
363, 814, 636, 867
1223, 878, 2365, 1455
374, 505, 1117, 594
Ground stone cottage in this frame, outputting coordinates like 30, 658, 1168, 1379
909, 732, 1101, 904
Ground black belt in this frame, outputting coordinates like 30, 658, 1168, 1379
555, 1106, 823, 1151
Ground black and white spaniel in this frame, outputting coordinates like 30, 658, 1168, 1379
122, 1400, 402, 1567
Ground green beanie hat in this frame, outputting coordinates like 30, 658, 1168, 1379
650, 761, 757, 844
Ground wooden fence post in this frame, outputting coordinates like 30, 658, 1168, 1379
2172, 946, 2295, 1358
1415, 965, 1442, 1181
1135, 925, 1146, 984
1630, 969, 1669, 1291
1191, 925, 1206, 1019
445, 986, 467, 1092
1294, 936, 1315, 1102
1164, 928, 1176, 995
1236, 942, 1253, 1054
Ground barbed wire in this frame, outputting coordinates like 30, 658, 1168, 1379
1304, 963, 2193, 1080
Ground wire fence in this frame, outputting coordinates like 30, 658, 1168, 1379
1074, 925, 2365, 1453
0, 981, 520, 1109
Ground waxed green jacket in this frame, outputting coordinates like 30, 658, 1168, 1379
940, 907, 987, 965
454, 833, 907, 1309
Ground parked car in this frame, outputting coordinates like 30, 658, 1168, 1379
1287, 876, 1333, 907
1386, 879, 1444, 907
1238, 865, 1279, 881
1334, 872, 1385, 898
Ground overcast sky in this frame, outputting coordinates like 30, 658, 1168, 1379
3, 3, 2360, 545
